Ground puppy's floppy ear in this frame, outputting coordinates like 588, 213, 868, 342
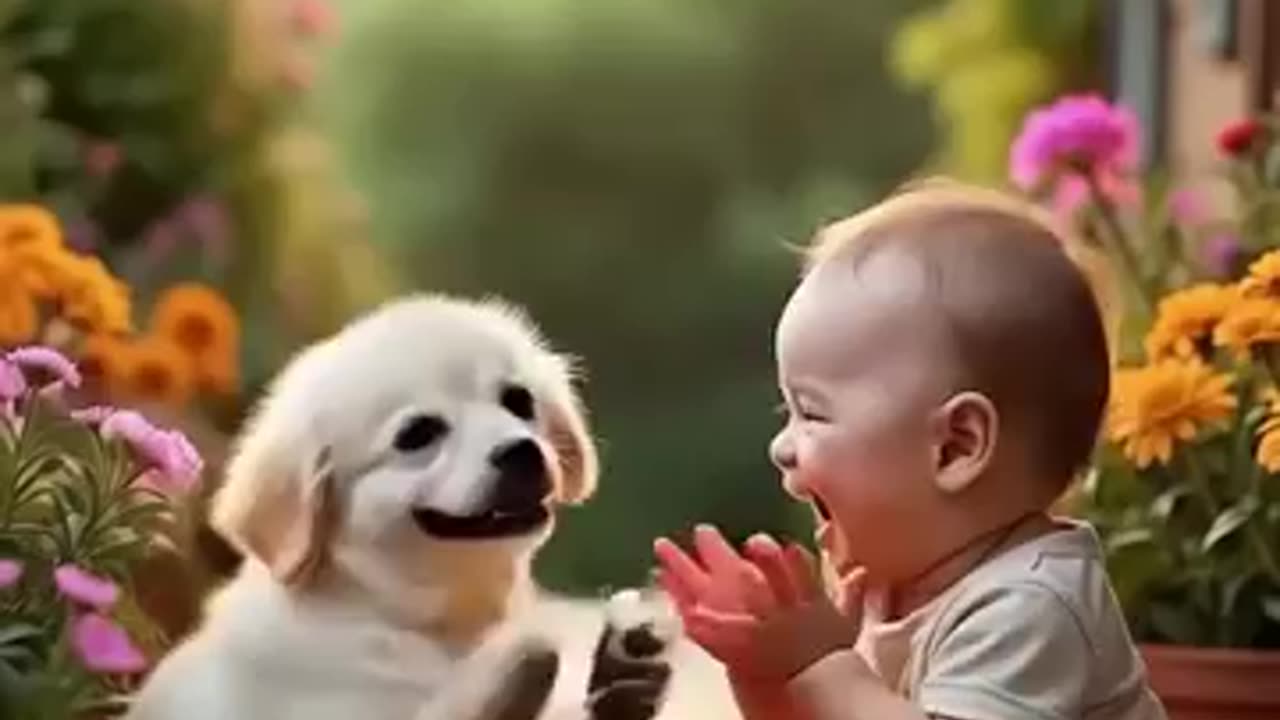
544, 359, 599, 505
210, 390, 339, 587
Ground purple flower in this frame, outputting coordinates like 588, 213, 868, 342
1202, 233, 1244, 278
1010, 94, 1140, 191
70, 613, 146, 674
0, 559, 23, 588
100, 411, 204, 492
7, 346, 82, 389
54, 564, 120, 609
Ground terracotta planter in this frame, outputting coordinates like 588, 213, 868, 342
1142, 643, 1280, 720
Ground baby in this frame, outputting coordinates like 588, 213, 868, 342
654, 181, 1166, 720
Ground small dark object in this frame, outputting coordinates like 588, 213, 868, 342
585, 616, 672, 720
483, 645, 561, 720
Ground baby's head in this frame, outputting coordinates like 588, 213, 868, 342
769, 180, 1110, 585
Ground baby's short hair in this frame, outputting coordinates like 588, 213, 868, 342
805, 179, 1111, 492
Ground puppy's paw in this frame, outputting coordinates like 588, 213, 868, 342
585, 589, 675, 720
487, 637, 561, 720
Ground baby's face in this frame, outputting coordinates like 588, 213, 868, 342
770, 254, 953, 581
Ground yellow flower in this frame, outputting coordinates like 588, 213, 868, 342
1106, 359, 1237, 468
1144, 283, 1237, 359
117, 335, 196, 407
1240, 249, 1280, 298
1258, 391, 1280, 473
0, 204, 63, 256
149, 283, 239, 395
1212, 296, 1280, 358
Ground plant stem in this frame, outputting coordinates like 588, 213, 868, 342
1084, 170, 1154, 320
1185, 442, 1280, 584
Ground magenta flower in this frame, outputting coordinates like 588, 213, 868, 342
7, 346, 82, 389
1010, 94, 1140, 191
100, 410, 203, 491
0, 559, 23, 588
70, 613, 146, 674
54, 564, 120, 609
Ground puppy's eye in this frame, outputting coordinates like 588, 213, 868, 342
393, 414, 448, 452
499, 383, 535, 421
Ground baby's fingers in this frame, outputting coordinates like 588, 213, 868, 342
654, 538, 710, 607
781, 542, 823, 597
743, 534, 801, 607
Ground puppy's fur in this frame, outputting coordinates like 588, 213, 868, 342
126, 295, 736, 720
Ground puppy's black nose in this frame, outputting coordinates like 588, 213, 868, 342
489, 439, 551, 510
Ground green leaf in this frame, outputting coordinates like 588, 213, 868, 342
1150, 601, 1206, 645
1106, 527, 1156, 551
1264, 596, 1280, 624
0, 625, 41, 647
1150, 486, 1192, 523
1202, 500, 1259, 553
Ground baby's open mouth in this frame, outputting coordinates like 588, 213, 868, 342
411, 505, 550, 540
811, 494, 832, 522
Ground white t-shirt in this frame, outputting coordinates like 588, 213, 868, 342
854, 520, 1167, 720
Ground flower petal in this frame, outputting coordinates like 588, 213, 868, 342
0, 558, 23, 588
54, 564, 120, 609
70, 613, 146, 674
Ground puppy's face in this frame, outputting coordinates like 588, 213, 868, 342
211, 295, 598, 586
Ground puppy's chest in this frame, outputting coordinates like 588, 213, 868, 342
254, 627, 463, 716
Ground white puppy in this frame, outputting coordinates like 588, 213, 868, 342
126, 294, 737, 720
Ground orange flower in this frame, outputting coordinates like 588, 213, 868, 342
1107, 359, 1237, 468
149, 283, 239, 395
0, 251, 39, 346
1144, 283, 1237, 359
116, 335, 196, 407
1240, 249, 1280, 299
1257, 390, 1280, 473
53, 254, 132, 335
0, 204, 63, 257
76, 333, 130, 397
1212, 296, 1280, 358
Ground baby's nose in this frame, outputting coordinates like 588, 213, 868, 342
768, 429, 797, 472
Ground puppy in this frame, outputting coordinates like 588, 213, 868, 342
126, 295, 737, 720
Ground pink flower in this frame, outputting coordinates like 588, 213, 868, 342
54, 564, 120, 609
7, 346, 82, 389
1051, 169, 1142, 216
84, 141, 123, 179
70, 613, 146, 674
1168, 187, 1210, 227
100, 411, 204, 491
71, 405, 116, 427
0, 356, 25, 412
1010, 94, 1140, 191
289, 0, 338, 37
0, 559, 23, 588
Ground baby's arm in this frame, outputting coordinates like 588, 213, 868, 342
787, 649, 929, 720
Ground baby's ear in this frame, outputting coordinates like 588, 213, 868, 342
543, 357, 599, 505
210, 394, 338, 587
930, 391, 998, 494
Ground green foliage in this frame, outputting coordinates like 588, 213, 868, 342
0, 360, 201, 718
890, 0, 1099, 180
316, 0, 933, 592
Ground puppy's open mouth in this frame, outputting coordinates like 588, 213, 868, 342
411, 505, 551, 540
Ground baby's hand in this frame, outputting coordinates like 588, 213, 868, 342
654, 527, 866, 682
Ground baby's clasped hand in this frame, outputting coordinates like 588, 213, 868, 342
653, 525, 865, 682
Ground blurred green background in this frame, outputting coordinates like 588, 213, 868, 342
0, 0, 1101, 596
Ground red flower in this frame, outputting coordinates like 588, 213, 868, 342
1217, 119, 1265, 157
